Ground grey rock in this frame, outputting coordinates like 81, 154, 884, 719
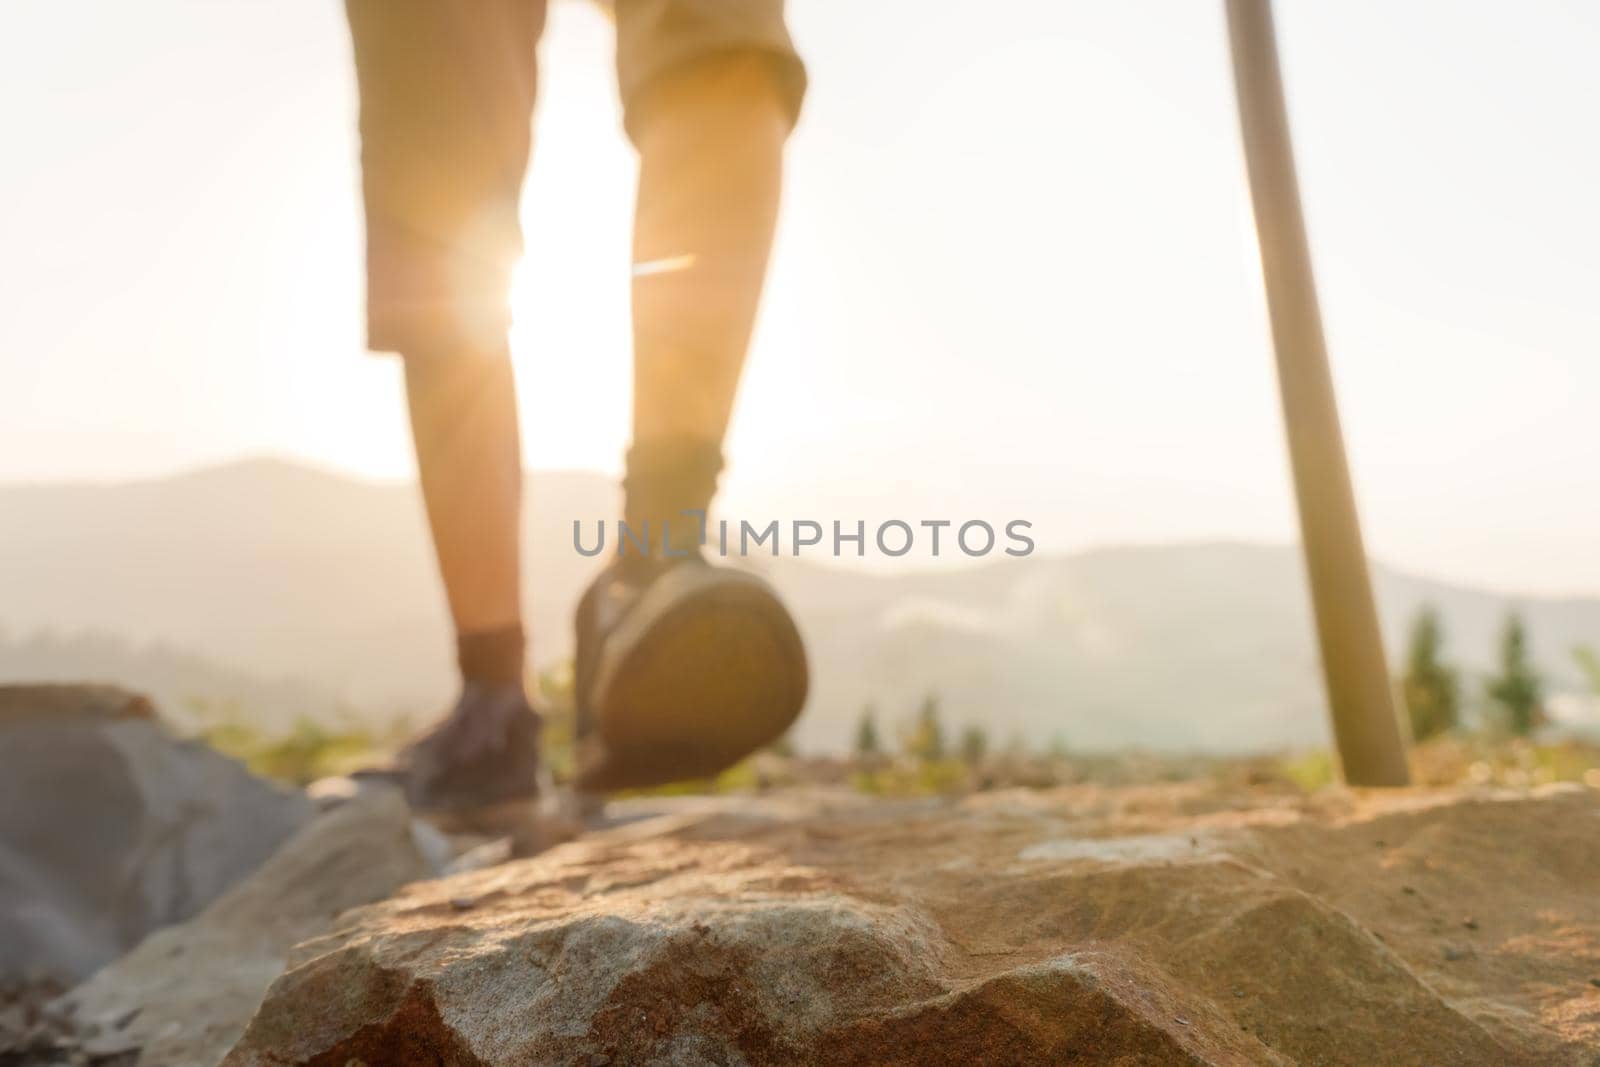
0, 685, 313, 984
61, 785, 429, 1067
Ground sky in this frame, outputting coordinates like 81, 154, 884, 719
2, 1, 1597, 594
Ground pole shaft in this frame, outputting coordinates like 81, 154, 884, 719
1224, 0, 1410, 786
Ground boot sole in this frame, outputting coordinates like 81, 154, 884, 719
581, 566, 807, 791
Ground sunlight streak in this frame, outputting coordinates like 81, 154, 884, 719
632, 253, 698, 278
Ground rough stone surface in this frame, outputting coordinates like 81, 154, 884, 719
225, 784, 1600, 1066
60, 785, 432, 1067
0, 684, 314, 984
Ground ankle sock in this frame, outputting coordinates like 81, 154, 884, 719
457, 623, 526, 689
621, 436, 723, 562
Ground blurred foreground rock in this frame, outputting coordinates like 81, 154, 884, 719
59, 785, 432, 1067
0, 684, 313, 985
226, 784, 1600, 1066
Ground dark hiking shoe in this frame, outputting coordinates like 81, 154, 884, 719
364, 682, 546, 815
572, 554, 808, 793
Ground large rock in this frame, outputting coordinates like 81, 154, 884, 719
225, 784, 1599, 1065
60, 784, 434, 1067
0, 685, 313, 984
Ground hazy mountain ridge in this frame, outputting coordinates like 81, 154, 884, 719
3, 458, 1597, 752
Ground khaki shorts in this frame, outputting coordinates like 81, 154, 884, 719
345, 0, 806, 356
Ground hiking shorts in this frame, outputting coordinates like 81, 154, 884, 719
345, 0, 806, 356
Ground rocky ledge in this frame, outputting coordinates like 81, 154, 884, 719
225, 783, 1600, 1066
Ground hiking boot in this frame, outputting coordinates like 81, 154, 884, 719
572, 553, 807, 792
369, 682, 546, 815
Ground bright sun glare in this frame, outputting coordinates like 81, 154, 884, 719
504, 3, 639, 477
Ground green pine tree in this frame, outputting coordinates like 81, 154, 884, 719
854, 704, 882, 758
1400, 606, 1459, 741
1486, 612, 1543, 737
907, 693, 946, 762
959, 724, 989, 767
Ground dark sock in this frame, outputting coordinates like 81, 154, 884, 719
457, 623, 526, 690
620, 436, 723, 568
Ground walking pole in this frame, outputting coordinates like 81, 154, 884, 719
1223, 0, 1410, 786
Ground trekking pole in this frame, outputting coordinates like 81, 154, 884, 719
1223, 0, 1411, 786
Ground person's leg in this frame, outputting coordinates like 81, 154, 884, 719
405, 348, 524, 642
404, 347, 534, 783
629, 53, 789, 458
573, 11, 810, 793
619, 54, 791, 554
615, 0, 807, 544
346, 0, 546, 809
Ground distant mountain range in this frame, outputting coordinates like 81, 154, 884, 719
3, 458, 1597, 752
